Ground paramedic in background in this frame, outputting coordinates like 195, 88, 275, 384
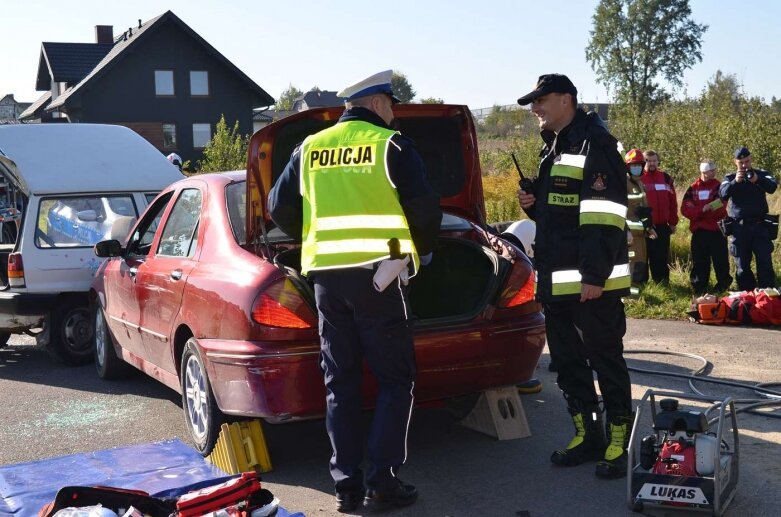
640, 150, 678, 284
680, 160, 732, 294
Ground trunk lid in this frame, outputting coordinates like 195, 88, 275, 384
246, 104, 485, 243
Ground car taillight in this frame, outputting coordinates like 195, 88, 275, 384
497, 262, 536, 308
7, 252, 25, 287
251, 278, 317, 329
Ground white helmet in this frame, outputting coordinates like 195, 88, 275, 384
166, 152, 183, 170
503, 219, 536, 258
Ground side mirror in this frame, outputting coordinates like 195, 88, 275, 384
94, 239, 122, 258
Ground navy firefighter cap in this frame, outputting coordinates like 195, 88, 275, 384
734, 146, 751, 159
517, 74, 578, 106
337, 70, 401, 104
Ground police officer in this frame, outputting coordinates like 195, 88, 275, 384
516, 74, 633, 479
719, 147, 778, 290
624, 148, 656, 285
268, 70, 441, 513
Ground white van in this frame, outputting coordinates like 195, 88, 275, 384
0, 124, 184, 364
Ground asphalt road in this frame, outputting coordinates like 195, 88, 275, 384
1, 319, 780, 516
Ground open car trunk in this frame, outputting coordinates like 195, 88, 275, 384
273, 236, 503, 324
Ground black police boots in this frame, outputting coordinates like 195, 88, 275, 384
595, 413, 634, 479
363, 480, 418, 512
336, 487, 366, 513
551, 404, 606, 466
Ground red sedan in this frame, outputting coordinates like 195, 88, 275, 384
91, 104, 545, 455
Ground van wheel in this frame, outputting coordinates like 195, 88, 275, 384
181, 338, 225, 456
93, 304, 133, 379
47, 303, 93, 365
0, 333, 10, 348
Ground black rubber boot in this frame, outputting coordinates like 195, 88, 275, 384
551, 404, 606, 466
595, 413, 634, 479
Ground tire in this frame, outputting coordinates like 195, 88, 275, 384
181, 338, 225, 455
47, 302, 93, 365
0, 332, 10, 349
93, 304, 133, 379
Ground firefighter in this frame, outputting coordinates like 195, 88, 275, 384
516, 74, 633, 479
267, 70, 441, 512
624, 149, 657, 285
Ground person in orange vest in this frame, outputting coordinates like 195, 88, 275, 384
680, 160, 732, 294
639, 150, 679, 284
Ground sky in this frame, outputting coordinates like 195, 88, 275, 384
1, 0, 779, 110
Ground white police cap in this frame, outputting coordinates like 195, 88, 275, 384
337, 69, 401, 103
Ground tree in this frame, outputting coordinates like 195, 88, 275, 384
703, 70, 741, 110
391, 72, 416, 103
418, 97, 444, 104
585, 0, 707, 113
197, 115, 249, 173
276, 83, 303, 110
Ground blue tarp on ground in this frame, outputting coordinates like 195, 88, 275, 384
0, 439, 303, 517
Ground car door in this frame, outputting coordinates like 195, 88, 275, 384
103, 192, 174, 357
135, 187, 203, 373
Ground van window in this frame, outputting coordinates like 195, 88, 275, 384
36, 195, 138, 248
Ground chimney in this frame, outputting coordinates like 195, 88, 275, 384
95, 25, 113, 44
138, 19, 142, 29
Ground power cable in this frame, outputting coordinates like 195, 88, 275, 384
624, 349, 781, 420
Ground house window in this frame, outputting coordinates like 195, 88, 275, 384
155, 70, 174, 96
192, 123, 212, 148
162, 124, 177, 148
190, 71, 209, 96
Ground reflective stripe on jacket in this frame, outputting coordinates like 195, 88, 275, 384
299, 119, 420, 275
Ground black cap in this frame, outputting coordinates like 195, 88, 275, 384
734, 146, 750, 159
517, 74, 578, 106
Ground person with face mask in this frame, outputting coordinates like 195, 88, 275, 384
681, 160, 732, 294
624, 149, 656, 285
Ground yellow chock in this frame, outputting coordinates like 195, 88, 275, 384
206, 419, 273, 474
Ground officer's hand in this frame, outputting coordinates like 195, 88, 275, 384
736, 171, 746, 183
702, 204, 712, 213
517, 188, 536, 209
580, 283, 603, 302
749, 172, 759, 184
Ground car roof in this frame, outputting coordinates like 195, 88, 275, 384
0, 124, 185, 196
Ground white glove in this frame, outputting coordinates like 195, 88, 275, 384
372, 256, 411, 292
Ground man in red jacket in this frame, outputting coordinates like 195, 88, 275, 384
640, 150, 679, 284
681, 161, 733, 294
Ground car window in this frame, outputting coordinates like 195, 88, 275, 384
225, 181, 246, 244
156, 189, 202, 257
35, 195, 138, 248
145, 193, 158, 205
127, 192, 174, 257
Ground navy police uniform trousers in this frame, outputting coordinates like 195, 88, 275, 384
730, 219, 775, 291
544, 296, 632, 419
312, 266, 416, 495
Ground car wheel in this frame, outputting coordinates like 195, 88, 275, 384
181, 338, 225, 456
0, 332, 10, 349
47, 302, 93, 365
93, 304, 133, 379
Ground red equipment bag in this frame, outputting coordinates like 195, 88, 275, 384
751, 290, 781, 325
175, 471, 272, 517
38, 486, 176, 517
722, 291, 755, 324
652, 440, 698, 477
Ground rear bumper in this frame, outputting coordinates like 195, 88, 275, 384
201, 311, 546, 420
0, 290, 56, 331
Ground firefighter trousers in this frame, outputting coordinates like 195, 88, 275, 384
313, 267, 416, 495
544, 296, 632, 420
